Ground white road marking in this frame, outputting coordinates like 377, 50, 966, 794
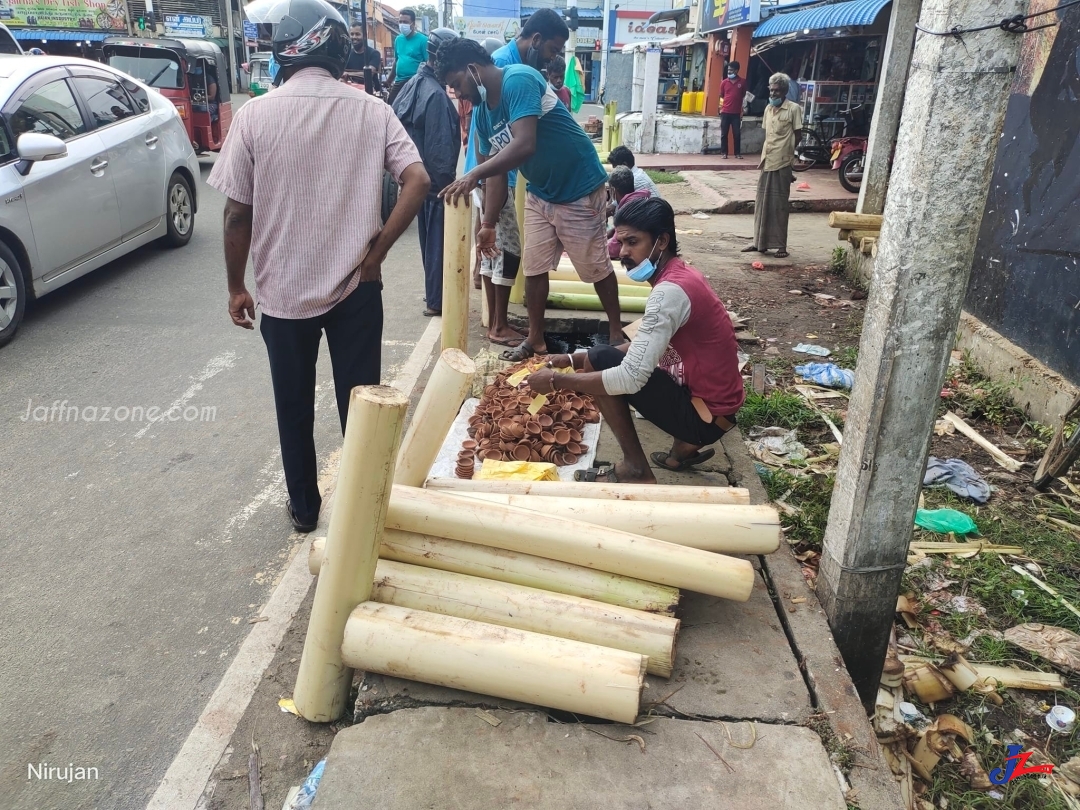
134, 351, 237, 440
145, 318, 442, 810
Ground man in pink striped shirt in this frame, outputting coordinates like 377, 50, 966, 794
207, 0, 429, 533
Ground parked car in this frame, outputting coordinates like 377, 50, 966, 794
0, 55, 200, 347
0, 22, 23, 55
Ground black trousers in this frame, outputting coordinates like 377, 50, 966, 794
260, 281, 383, 525
417, 196, 444, 311
719, 113, 742, 157
587, 344, 727, 448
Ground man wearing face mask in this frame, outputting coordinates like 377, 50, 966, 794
743, 72, 802, 259
438, 36, 624, 361
387, 8, 428, 104
718, 60, 747, 159
524, 198, 744, 484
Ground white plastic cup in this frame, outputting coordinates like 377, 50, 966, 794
1046, 705, 1076, 733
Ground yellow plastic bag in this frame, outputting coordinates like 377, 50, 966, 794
477, 460, 559, 481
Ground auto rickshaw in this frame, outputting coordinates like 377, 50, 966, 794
103, 37, 233, 153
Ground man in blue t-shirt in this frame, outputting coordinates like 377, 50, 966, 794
437, 37, 622, 359
387, 8, 428, 104
461, 10, 569, 348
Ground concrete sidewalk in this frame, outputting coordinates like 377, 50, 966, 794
311, 402, 903, 810
662, 168, 857, 215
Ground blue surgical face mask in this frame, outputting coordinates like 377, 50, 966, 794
469, 66, 487, 104
769, 96, 783, 107
727, 71, 736, 78
627, 239, 661, 282
268, 54, 280, 83
399, 23, 411, 35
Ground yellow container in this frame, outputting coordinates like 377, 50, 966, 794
693, 92, 704, 113
680, 92, 694, 113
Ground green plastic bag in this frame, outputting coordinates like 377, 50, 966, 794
914, 508, 978, 535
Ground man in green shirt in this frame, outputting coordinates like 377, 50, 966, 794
387, 8, 429, 104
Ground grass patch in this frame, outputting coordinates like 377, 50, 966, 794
644, 169, 682, 184
737, 389, 817, 432
829, 245, 847, 274
760, 468, 834, 550
832, 345, 859, 370
945, 353, 1030, 428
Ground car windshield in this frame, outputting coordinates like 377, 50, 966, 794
107, 49, 184, 89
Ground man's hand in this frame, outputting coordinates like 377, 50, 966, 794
476, 224, 499, 258
360, 237, 385, 284
229, 289, 256, 329
526, 368, 557, 394
547, 354, 573, 369
439, 172, 479, 205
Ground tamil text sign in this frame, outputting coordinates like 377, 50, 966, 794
610, 10, 677, 48
164, 13, 211, 37
454, 16, 520, 43
0, 0, 127, 29
701, 0, 760, 33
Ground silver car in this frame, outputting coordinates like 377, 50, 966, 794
0, 55, 200, 346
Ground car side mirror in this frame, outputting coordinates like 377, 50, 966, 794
15, 132, 67, 176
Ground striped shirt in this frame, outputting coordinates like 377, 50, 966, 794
207, 67, 422, 319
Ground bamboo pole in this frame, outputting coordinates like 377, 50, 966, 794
509, 180, 527, 305
370, 560, 679, 677
549, 279, 650, 297
828, 211, 884, 230
341, 602, 647, 723
308, 531, 681, 614
447, 491, 780, 554
293, 386, 408, 723
393, 348, 475, 488
386, 485, 756, 601
441, 197, 471, 353
425, 477, 751, 504
551, 263, 650, 288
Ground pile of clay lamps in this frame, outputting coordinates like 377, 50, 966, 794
466, 360, 597, 466
289, 348, 781, 726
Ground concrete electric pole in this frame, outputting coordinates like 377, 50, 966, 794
815, 0, 1027, 705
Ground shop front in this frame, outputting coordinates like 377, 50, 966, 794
748, 0, 892, 140
3, 0, 128, 59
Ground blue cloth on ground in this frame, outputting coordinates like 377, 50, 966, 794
794, 362, 854, 389
923, 456, 992, 504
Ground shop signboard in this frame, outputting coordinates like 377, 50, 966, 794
700, 0, 760, 33
609, 10, 677, 48
0, 0, 127, 29
164, 13, 211, 38
454, 16, 520, 43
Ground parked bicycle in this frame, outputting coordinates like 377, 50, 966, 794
793, 106, 863, 172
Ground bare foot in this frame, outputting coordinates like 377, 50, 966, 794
487, 325, 525, 343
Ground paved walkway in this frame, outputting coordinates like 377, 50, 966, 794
312, 409, 904, 810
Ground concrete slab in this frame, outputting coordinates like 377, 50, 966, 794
314, 708, 847, 810
682, 169, 857, 215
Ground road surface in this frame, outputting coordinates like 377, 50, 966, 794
0, 155, 431, 810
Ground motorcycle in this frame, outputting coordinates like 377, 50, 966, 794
831, 136, 867, 194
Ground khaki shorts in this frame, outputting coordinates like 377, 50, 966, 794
523, 185, 614, 283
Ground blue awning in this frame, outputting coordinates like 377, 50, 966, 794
753, 0, 891, 38
13, 29, 110, 41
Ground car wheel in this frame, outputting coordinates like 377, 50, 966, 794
0, 242, 27, 348
163, 173, 195, 247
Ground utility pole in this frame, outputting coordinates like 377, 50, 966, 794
815, 0, 1026, 706
856, 0, 922, 214
598, 0, 618, 102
